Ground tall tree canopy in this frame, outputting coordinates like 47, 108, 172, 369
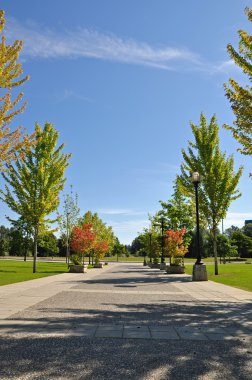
0, 10, 33, 171
224, 7, 252, 171
1, 122, 71, 272
178, 113, 243, 274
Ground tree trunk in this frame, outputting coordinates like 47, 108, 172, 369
213, 226, 218, 275
33, 227, 38, 273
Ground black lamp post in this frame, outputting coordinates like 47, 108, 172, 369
148, 229, 152, 263
160, 217, 165, 263
191, 172, 202, 265
66, 211, 70, 266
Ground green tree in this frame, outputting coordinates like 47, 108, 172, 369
224, 7, 252, 171
8, 217, 33, 260
224, 225, 240, 238
158, 179, 195, 231
80, 211, 115, 262
231, 231, 252, 258
112, 237, 128, 259
242, 223, 252, 238
139, 228, 161, 263
217, 234, 238, 263
37, 232, 59, 257
0, 225, 10, 256
129, 235, 144, 255
57, 186, 80, 263
178, 114, 243, 275
1, 122, 71, 272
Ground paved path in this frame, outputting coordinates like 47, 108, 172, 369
0, 263, 252, 379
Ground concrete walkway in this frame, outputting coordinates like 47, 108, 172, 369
0, 263, 252, 379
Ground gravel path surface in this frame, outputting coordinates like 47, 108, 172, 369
0, 263, 251, 379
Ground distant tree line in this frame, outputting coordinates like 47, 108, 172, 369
129, 223, 252, 261
0, 223, 130, 260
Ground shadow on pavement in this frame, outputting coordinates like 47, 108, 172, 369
0, 334, 251, 379
7, 299, 252, 329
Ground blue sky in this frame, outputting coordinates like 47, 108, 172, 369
1, 0, 252, 244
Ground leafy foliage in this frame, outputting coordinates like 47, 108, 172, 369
0, 10, 34, 171
57, 186, 80, 262
158, 180, 195, 231
231, 231, 252, 258
37, 233, 59, 257
242, 223, 252, 238
70, 223, 95, 255
164, 228, 188, 264
224, 7, 252, 171
139, 229, 161, 263
217, 234, 238, 262
80, 211, 115, 262
0, 122, 71, 272
178, 113, 243, 274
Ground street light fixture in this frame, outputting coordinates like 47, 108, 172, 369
190, 171, 208, 281
148, 228, 152, 264
66, 211, 70, 267
160, 217, 165, 264
190, 172, 202, 265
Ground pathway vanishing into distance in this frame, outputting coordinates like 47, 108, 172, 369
0, 263, 252, 379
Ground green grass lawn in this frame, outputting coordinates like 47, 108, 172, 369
0, 260, 69, 286
185, 263, 252, 292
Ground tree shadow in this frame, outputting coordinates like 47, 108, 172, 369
1, 263, 251, 378
7, 298, 252, 330
0, 333, 251, 379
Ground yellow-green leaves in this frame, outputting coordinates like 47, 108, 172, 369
178, 114, 243, 229
1, 122, 71, 233
0, 9, 33, 171
224, 7, 252, 171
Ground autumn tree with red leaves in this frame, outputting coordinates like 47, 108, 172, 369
164, 228, 188, 264
70, 223, 95, 264
93, 241, 109, 264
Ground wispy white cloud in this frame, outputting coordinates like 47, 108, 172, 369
98, 208, 146, 216
54, 89, 91, 103
5, 17, 201, 70
211, 59, 240, 74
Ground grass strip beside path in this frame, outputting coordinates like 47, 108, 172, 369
185, 263, 252, 292
0, 260, 69, 286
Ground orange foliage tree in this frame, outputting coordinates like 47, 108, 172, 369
93, 241, 109, 264
164, 228, 188, 264
70, 223, 95, 264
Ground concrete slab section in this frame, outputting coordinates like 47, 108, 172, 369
151, 328, 180, 340
95, 327, 123, 338
175, 326, 209, 340
123, 325, 151, 339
